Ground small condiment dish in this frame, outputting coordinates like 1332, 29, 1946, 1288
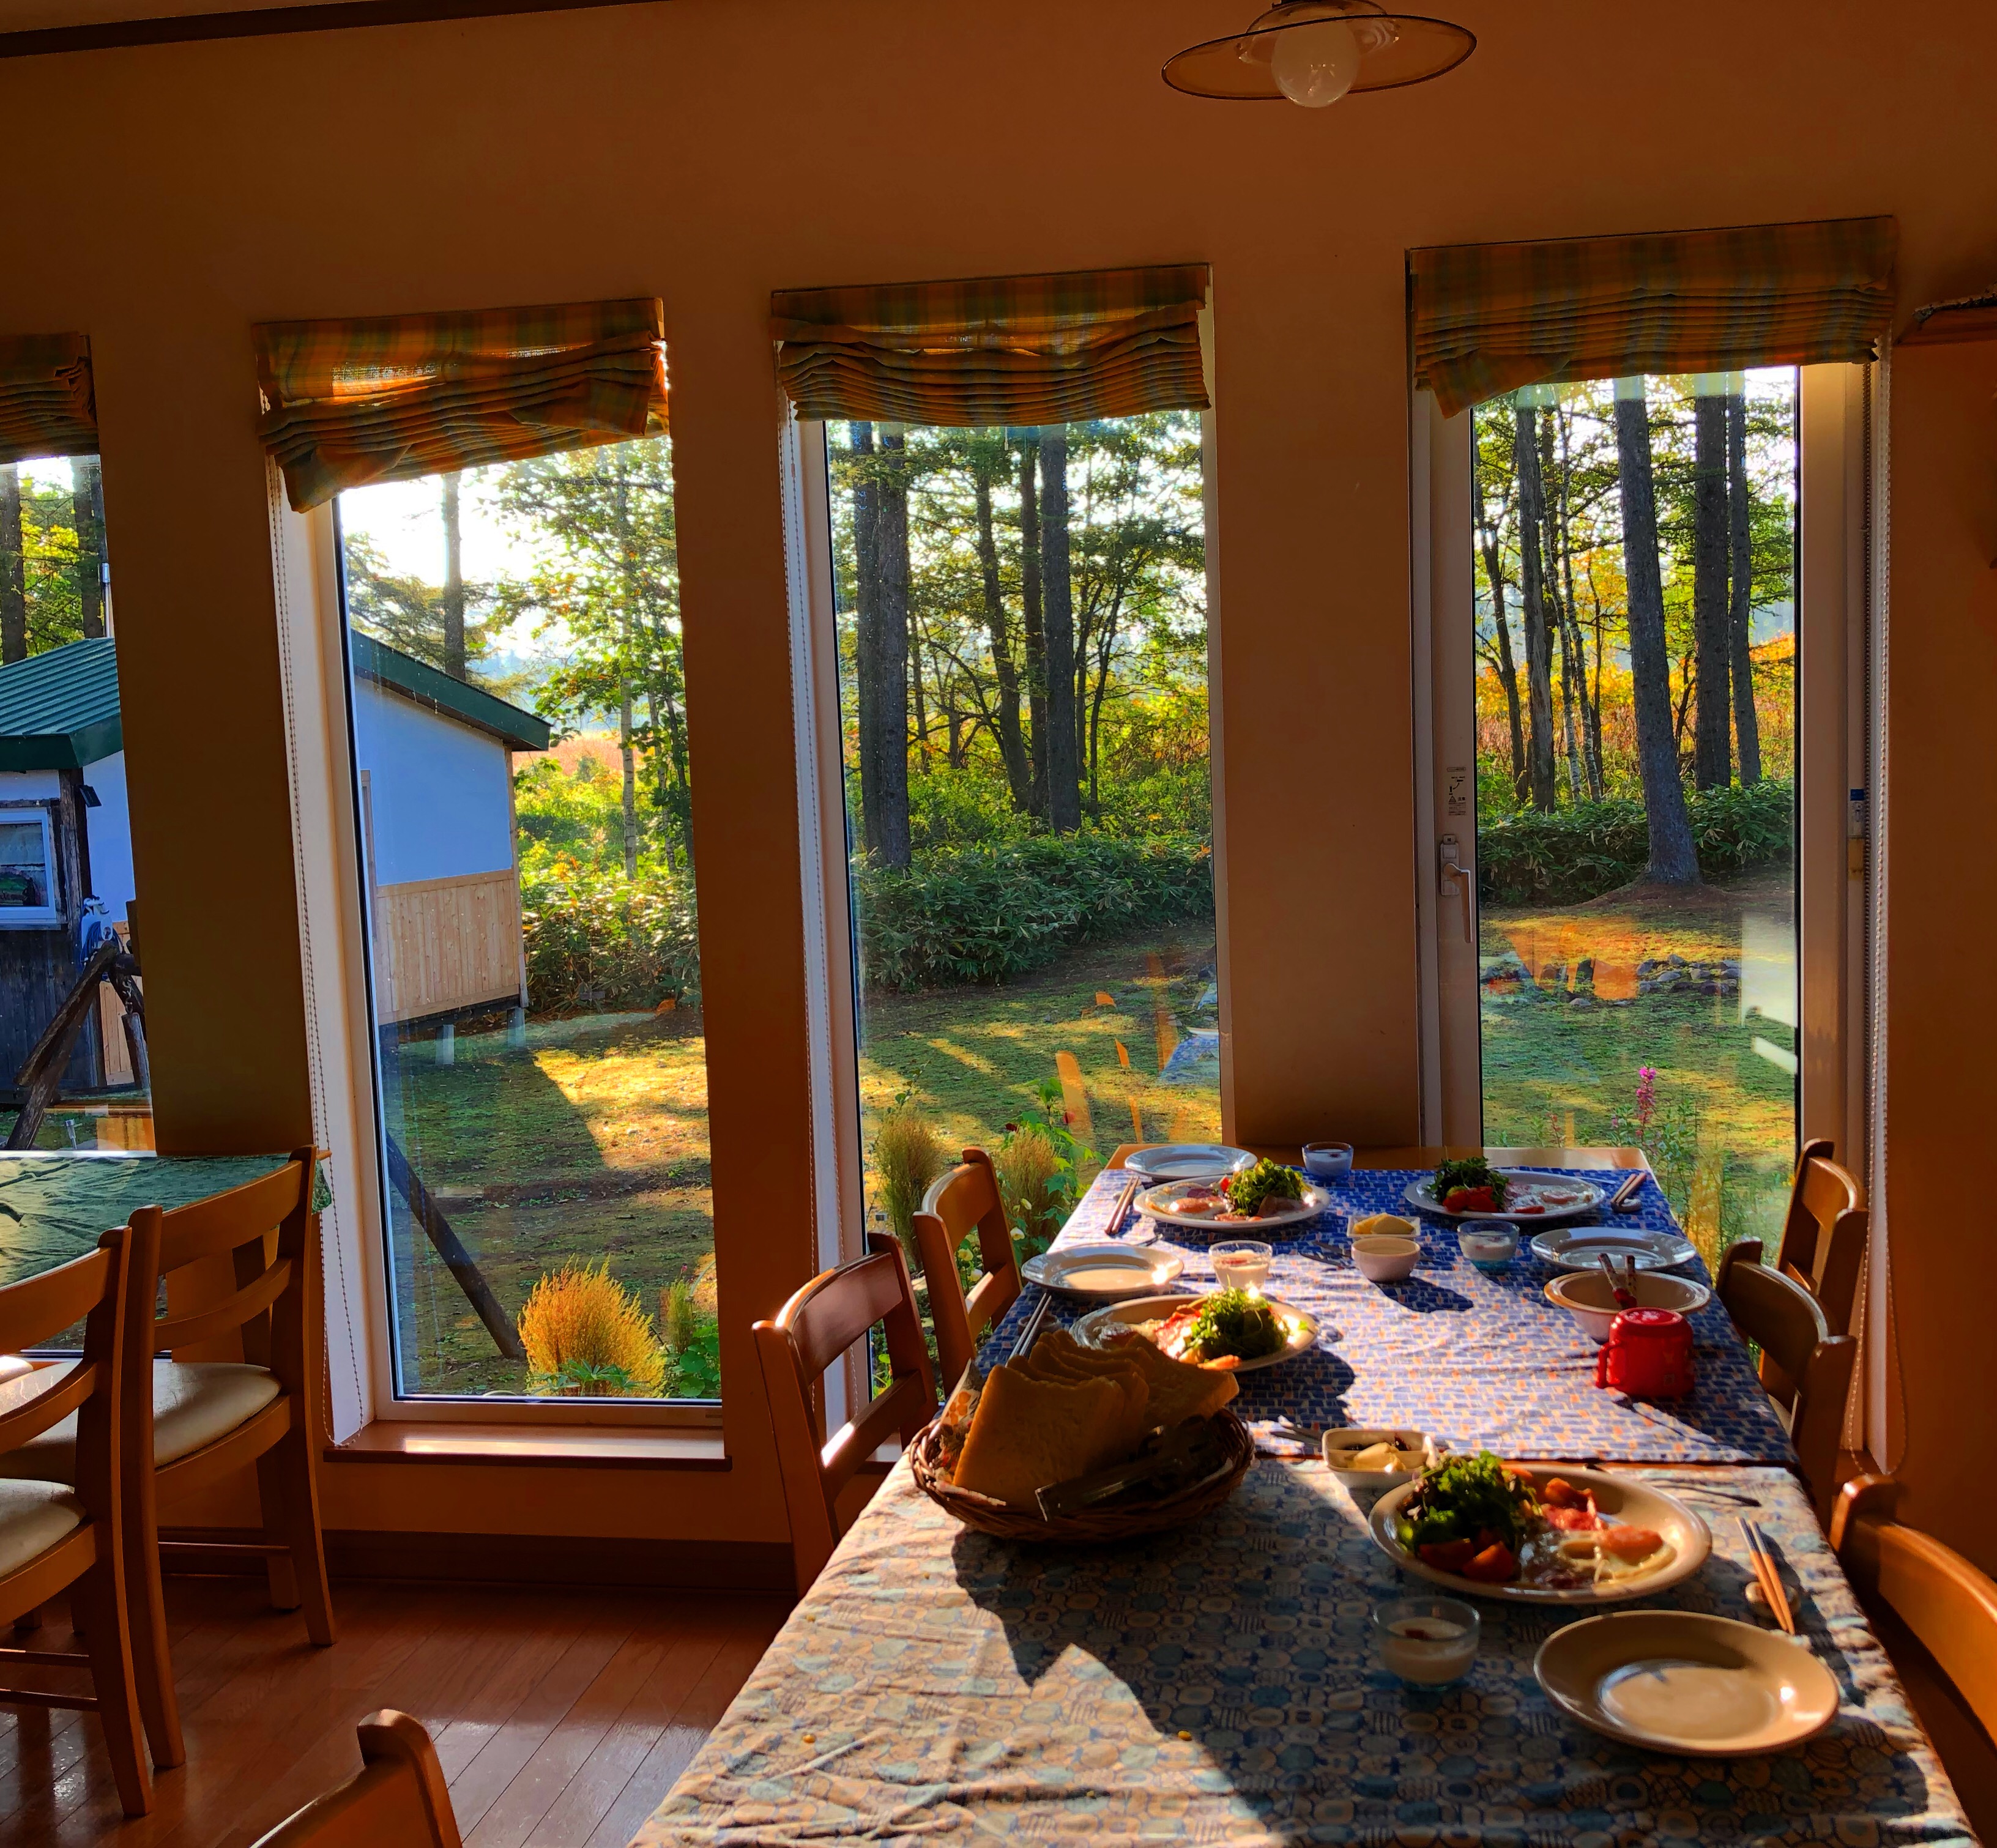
1322, 1427, 1443, 1488
1545, 1268, 1713, 1343
1302, 1141, 1354, 1180
1351, 1232, 1421, 1283
1457, 1221, 1519, 1271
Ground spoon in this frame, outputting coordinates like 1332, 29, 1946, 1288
1599, 1252, 1637, 1308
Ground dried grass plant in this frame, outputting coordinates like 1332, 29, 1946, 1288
997, 1122, 1065, 1250
517, 1259, 666, 1397
873, 1100, 946, 1255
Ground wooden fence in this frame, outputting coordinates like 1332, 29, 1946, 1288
372, 869, 525, 1025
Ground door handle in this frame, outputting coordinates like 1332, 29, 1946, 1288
1438, 836, 1473, 946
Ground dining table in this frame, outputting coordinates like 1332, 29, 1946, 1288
0, 1148, 328, 1288
634, 1146, 1975, 1847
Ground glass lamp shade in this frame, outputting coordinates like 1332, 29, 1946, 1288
1164, 0, 1475, 101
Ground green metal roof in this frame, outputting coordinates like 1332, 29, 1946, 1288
349, 633, 552, 752
0, 636, 121, 771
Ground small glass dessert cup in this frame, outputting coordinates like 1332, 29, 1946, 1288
1372, 1595, 1480, 1686
1210, 1239, 1273, 1294
1457, 1221, 1519, 1272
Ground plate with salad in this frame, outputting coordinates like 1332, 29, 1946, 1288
1073, 1287, 1325, 1373
1139, 1158, 1330, 1232
1404, 1157, 1607, 1225
1369, 1453, 1709, 1603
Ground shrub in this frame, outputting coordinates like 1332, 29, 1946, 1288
517, 1260, 666, 1397
872, 1096, 946, 1253
856, 835, 1213, 991
996, 1122, 1065, 1252
1478, 779, 1793, 907
521, 861, 699, 1013
659, 1277, 721, 1398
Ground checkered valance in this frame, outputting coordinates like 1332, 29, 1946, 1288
1410, 217, 1897, 417
771, 265, 1210, 426
0, 335, 97, 464
253, 298, 668, 511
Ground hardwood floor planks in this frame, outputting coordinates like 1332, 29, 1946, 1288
3, 1578, 787, 1848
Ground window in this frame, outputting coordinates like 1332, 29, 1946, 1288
817, 414, 1216, 1262
335, 434, 716, 1408
0, 451, 149, 1151
1427, 370, 1815, 1260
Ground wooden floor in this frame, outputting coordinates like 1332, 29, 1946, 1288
1, 1576, 790, 1848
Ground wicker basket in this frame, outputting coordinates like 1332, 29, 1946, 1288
909, 1409, 1254, 1543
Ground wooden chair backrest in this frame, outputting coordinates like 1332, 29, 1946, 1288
912, 1149, 1021, 1387
752, 1234, 937, 1594
1834, 1476, 1997, 1752
0, 1219, 143, 1534
1774, 1138, 1868, 1334
152, 1150, 315, 1376
1717, 1237, 1857, 1523
251, 1711, 463, 1848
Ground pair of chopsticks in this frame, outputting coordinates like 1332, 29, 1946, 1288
1739, 1516, 1795, 1635
1107, 1173, 1141, 1238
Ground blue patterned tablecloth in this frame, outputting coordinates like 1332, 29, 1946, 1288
637, 1462, 1971, 1848
978, 1166, 1796, 1466
0, 1151, 327, 1287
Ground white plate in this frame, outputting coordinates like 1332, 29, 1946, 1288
1019, 1244, 1184, 1301
1138, 1177, 1331, 1233
1073, 1292, 1326, 1372
1121, 1144, 1257, 1182
1405, 1170, 1607, 1225
1367, 1464, 1711, 1604
1534, 1612, 1839, 1755
1530, 1226, 1698, 1272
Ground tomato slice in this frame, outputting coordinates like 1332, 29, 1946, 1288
1418, 1538, 1477, 1572
1462, 1542, 1519, 1583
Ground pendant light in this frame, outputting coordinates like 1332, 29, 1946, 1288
1164, 0, 1475, 106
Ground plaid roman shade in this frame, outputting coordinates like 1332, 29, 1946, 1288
0, 335, 97, 464
1411, 217, 1897, 418
253, 298, 668, 511
770, 265, 1210, 426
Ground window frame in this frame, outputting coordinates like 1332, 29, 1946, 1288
0, 803, 61, 928
1409, 364, 1876, 1168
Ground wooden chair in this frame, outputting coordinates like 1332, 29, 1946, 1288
1832, 1476, 1997, 1748
1773, 1137, 1869, 1335
1716, 1239, 1857, 1523
0, 1148, 333, 1768
0, 1222, 154, 1816
912, 1149, 1021, 1389
250, 1710, 462, 1848
753, 1233, 936, 1594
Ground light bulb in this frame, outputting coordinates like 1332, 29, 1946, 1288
1271, 17, 1360, 106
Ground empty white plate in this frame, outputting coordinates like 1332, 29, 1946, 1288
1530, 1226, 1698, 1272
1019, 1244, 1184, 1301
1121, 1144, 1256, 1182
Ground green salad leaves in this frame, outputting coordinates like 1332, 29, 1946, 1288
1224, 1158, 1304, 1217
1181, 1288, 1284, 1362
1397, 1450, 1538, 1551
1430, 1156, 1509, 1206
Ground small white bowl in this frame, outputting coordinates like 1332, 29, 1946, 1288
1457, 1222, 1519, 1271
1351, 1233, 1421, 1283
1323, 1427, 1445, 1489
1303, 1141, 1354, 1179
1545, 1268, 1714, 1343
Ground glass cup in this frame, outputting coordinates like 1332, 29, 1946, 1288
1210, 1239, 1273, 1294
1372, 1595, 1480, 1685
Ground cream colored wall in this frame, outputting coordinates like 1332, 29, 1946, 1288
3, 0, 1993, 1550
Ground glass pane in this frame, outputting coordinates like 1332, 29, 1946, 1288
0, 453, 151, 1152
825, 415, 1216, 1269
1471, 372, 1799, 1264
338, 435, 716, 1401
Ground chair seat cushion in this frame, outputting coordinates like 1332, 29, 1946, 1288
0, 1479, 84, 1577
0, 1362, 282, 1485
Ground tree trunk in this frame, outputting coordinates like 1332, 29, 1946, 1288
1553, 408, 1604, 800
852, 428, 913, 867
1039, 430, 1080, 831
973, 460, 1032, 810
1538, 413, 1585, 804
1017, 433, 1047, 819
909, 623, 930, 776
1614, 386, 1701, 884
0, 466, 24, 664
1513, 403, 1559, 812
1691, 392, 1732, 790
1475, 504, 1528, 807
72, 456, 105, 640
1727, 391, 1763, 784
441, 472, 467, 681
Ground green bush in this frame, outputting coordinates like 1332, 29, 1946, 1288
521, 863, 700, 1013
1479, 779, 1793, 906
855, 835, 1213, 991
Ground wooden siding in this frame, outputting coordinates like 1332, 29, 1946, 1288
373, 868, 526, 1025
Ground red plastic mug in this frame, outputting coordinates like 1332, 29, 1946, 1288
1594, 1306, 1695, 1399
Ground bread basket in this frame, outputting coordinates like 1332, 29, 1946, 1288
909, 1408, 1254, 1543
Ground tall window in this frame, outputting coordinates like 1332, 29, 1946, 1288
0, 453, 150, 1151
1470, 371, 1799, 1256
337, 436, 715, 1405
824, 414, 1215, 1256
